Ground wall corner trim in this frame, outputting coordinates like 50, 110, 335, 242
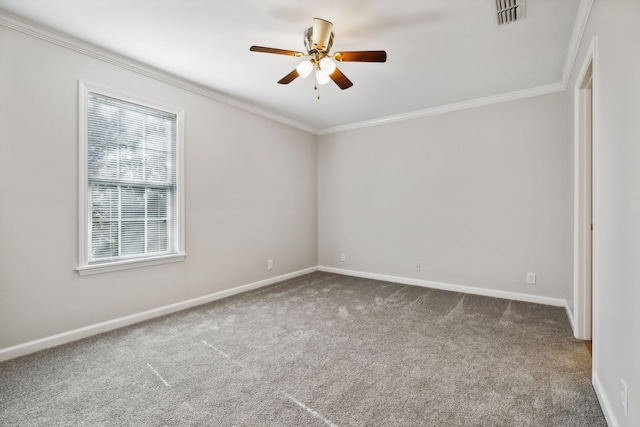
0, 267, 318, 362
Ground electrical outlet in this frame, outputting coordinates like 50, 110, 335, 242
621, 379, 628, 416
267, 259, 273, 270
340, 253, 345, 262
415, 262, 421, 271
526, 272, 536, 285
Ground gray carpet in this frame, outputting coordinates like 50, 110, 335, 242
0, 272, 605, 426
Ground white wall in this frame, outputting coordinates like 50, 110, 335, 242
566, 1, 640, 425
0, 25, 317, 351
3, 8, 638, 424
318, 92, 572, 302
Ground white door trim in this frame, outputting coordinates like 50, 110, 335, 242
573, 37, 597, 342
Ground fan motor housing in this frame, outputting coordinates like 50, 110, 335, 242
304, 27, 333, 53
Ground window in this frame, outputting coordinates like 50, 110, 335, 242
77, 82, 185, 275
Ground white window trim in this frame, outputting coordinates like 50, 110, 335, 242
76, 80, 186, 276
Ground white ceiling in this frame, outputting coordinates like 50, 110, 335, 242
0, 0, 583, 132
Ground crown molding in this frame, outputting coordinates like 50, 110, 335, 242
317, 82, 565, 135
1, 2, 594, 137
0, 11, 318, 135
318, 0, 593, 136
561, 0, 594, 88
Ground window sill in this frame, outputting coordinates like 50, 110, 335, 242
76, 253, 187, 276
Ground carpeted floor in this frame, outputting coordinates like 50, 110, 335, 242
0, 272, 605, 426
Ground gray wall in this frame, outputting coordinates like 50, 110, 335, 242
566, 1, 640, 425
0, 25, 318, 349
318, 92, 572, 301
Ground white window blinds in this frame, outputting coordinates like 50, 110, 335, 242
86, 92, 177, 264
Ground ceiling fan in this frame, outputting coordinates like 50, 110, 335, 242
250, 18, 386, 92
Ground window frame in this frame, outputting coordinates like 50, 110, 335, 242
76, 81, 186, 276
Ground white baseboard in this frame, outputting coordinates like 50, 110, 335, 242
318, 266, 567, 307
1, 265, 570, 362
593, 372, 619, 427
565, 301, 576, 333
0, 267, 317, 362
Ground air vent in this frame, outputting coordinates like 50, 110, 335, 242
494, 0, 525, 25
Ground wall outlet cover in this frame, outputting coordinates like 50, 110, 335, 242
527, 272, 536, 285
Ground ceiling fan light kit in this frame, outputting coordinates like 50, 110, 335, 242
296, 60, 314, 78
319, 57, 336, 74
316, 69, 331, 86
250, 18, 387, 97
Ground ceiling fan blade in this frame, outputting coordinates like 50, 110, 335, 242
329, 67, 353, 90
312, 18, 333, 51
250, 46, 305, 57
334, 51, 387, 62
277, 69, 300, 84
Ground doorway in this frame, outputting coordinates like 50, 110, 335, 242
573, 38, 597, 349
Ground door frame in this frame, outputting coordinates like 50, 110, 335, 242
573, 37, 598, 342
